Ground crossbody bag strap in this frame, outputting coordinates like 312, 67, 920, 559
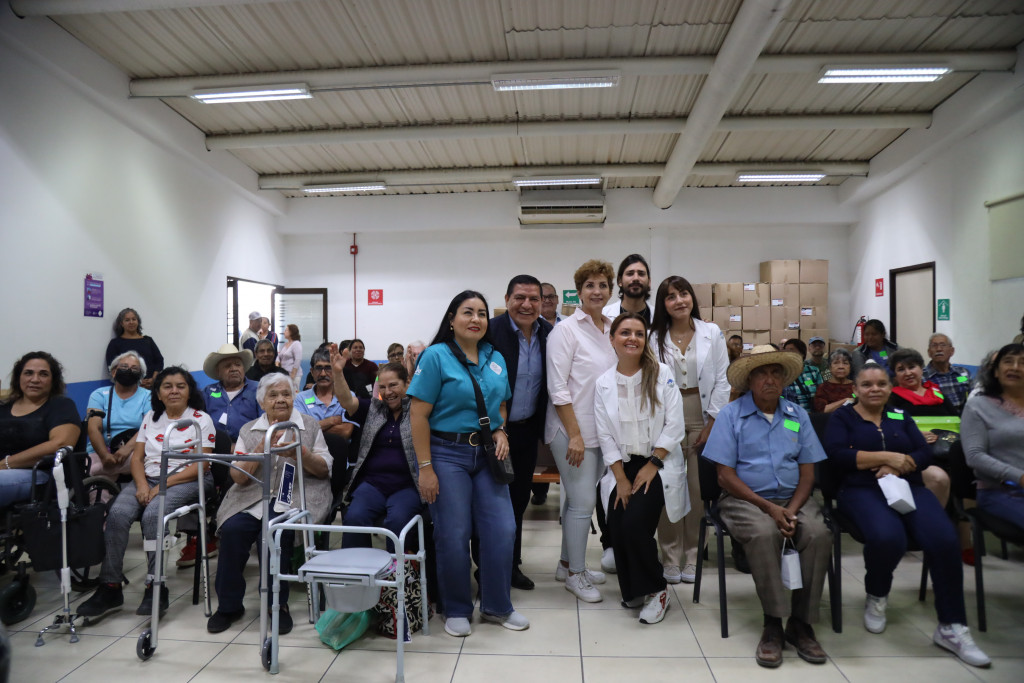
106, 384, 114, 443
445, 341, 494, 444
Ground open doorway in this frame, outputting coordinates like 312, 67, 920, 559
889, 262, 935, 352
226, 277, 281, 347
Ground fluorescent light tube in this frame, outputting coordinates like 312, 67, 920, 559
513, 176, 602, 187
191, 83, 312, 103
492, 70, 620, 92
302, 183, 386, 193
736, 173, 826, 183
818, 67, 950, 84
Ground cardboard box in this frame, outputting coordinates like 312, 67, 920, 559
742, 282, 770, 307
699, 307, 713, 323
494, 308, 506, 317
801, 328, 830, 344
713, 283, 744, 307
799, 306, 827, 329
799, 259, 828, 283
771, 306, 801, 331
560, 304, 577, 316
799, 284, 828, 308
692, 283, 713, 309
760, 260, 800, 283
742, 306, 770, 330
830, 340, 857, 354
771, 329, 798, 346
713, 306, 743, 330
770, 283, 800, 307
742, 331, 770, 350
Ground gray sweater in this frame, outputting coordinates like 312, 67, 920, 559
961, 395, 1024, 488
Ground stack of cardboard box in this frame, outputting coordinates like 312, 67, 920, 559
711, 281, 772, 349
759, 259, 829, 347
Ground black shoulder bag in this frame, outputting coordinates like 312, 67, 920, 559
446, 342, 515, 485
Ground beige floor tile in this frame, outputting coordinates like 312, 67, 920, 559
323, 649, 459, 683
706, 655, 848, 680
61, 632, 227, 682
579, 599, 702, 658
452, 653, 582, 683
964, 657, 1024, 682
345, 616, 463, 654
8, 631, 116, 681
831, 655, 987, 683
189, 641, 338, 682
685, 609, 775, 658
459, 607, 580, 656
583, 656, 715, 682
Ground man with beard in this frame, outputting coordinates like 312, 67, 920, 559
602, 254, 652, 324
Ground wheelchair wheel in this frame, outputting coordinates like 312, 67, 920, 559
136, 629, 154, 660
0, 578, 36, 625
69, 476, 122, 591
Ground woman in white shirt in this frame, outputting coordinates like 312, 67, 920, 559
596, 313, 688, 625
545, 259, 617, 603
648, 276, 730, 584
278, 324, 303, 390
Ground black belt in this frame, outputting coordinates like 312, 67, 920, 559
507, 417, 533, 426
431, 430, 482, 446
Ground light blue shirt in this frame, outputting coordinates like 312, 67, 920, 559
407, 342, 511, 434
703, 392, 825, 499
294, 388, 359, 426
85, 385, 151, 454
508, 318, 542, 422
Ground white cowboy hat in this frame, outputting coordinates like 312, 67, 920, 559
726, 344, 804, 392
203, 343, 254, 378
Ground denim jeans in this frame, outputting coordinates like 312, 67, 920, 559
0, 469, 47, 508
342, 481, 424, 551
428, 436, 515, 619
977, 487, 1024, 533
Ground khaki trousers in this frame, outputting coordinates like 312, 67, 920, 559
656, 391, 704, 568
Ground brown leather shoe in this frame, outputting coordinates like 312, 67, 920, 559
785, 617, 827, 664
756, 621, 784, 668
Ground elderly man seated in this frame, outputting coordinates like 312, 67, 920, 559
923, 333, 972, 413
294, 348, 359, 439
703, 345, 831, 669
202, 344, 263, 445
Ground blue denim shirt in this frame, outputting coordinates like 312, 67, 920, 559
294, 388, 360, 426
703, 392, 826, 499
202, 379, 262, 441
507, 318, 542, 422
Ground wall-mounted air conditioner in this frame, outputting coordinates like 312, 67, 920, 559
518, 189, 606, 226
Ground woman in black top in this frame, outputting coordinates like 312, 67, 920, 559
105, 308, 163, 389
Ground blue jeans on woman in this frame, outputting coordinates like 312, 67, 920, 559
977, 487, 1024, 532
428, 436, 515, 620
0, 470, 47, 508
342, 481, 423, 551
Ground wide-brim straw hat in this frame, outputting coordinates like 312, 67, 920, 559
203, 343, 253, 378
726, 344, 804, 392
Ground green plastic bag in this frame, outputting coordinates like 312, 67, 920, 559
315, 609, 370, 651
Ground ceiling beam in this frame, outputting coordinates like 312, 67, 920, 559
206, 113, 929, 150
258, 162, 871, 191
10, 0, 298, 16
127, 51, 1017, 97
654, 0, 793, 209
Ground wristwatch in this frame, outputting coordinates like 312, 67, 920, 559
648, 454, 665, 469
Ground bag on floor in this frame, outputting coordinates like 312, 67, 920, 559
877, 473, 916, 514
372, 559, 431, 639
315, 609, 370, 651
780, 538, 803, 590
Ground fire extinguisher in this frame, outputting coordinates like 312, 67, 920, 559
852, 316, 867, 345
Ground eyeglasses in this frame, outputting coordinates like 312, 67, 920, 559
541, 294, 558, 301
313, 365, 333, 374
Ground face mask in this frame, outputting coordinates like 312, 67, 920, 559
115, 368, 142, 386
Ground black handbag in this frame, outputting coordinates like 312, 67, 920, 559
446, 342, 514, 485
928, 428, 960, 468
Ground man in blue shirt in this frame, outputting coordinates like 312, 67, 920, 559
201, 344, 262, 447
704, 345, 831, 669
294, 348, 359, 439
923, 333, 972, 413
488, 275, 552, 591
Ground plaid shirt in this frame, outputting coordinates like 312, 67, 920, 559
783, 361, 824, 410
922, 362, 972, 412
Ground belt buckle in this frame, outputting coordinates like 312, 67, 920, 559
468, 431, 480, 447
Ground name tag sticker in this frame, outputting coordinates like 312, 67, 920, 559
934, 391, 944, 399
489, 361, 502, 375
957, 376, 969, 383
303, 396, 315, 404
880, 351, 888, 359
887, 411, 904, 420
210, 391, 222, 398
784, 419, 800, 432
804, 379, 815, 385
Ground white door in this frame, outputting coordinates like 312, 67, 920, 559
892, 266, 934, 352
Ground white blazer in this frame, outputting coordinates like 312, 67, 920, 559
648, 318, 730, 422
595, 363, 691, 523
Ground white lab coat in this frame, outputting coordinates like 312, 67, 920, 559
595, 363, 691, 523
647, 318, 730, 422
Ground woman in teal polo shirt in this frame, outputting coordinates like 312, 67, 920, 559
408, 290, 529, 638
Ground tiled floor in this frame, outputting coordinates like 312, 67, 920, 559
6, 488, 1024, 682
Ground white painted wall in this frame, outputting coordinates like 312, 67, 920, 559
848, 106, 1024, 365
0, 14, 285, 383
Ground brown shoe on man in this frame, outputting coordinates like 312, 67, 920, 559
785, 617, 827, 664
756, 621, 785, 668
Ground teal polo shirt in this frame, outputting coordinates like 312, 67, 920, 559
407, 342, 511, 434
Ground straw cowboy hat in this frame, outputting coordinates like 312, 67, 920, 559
203, 343, 253, 378
726, 344, 804, 392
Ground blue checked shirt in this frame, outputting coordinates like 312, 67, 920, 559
782, 361, 823, 411
922, 363, 972, 412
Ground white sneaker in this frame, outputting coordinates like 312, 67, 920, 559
565, 571, 603, 603
601, 547, 617, 574
444, 617, 472, 637
680, 563, 697, 584
933, 623, 991, 668
662, 565, 682, 584
481, 610, 530, 631
639, 590, 669, 625
555, 563, 607, 584
864, 594, 887, 634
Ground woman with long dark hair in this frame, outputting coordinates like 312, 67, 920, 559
647, 276, 730, 584
105, 308, 164, 389
595, 313, 688, 624
407, 291, 526, 637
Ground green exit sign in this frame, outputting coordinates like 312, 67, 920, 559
937, 299, 950, 321
563, 290, 579, 305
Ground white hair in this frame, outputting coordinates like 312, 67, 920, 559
108, 350, 147, 378
928, 332, 953, 346
256, 372, 293, 404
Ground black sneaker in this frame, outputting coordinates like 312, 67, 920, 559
136, 584, 170, 617
77, 583, 124, 620
207, 607, 246, 634
276, 604, 293, 635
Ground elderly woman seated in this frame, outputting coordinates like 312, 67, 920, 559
824, 362, 989, 667
246, 339, 289, 382
812, 349, 856, 413
86, 351, 151, 479
206, 372, 333, 636
0, 351, 80, 507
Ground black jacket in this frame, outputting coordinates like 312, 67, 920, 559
488, 313, 553, 427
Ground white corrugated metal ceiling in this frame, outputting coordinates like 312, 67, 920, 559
13, 0, 1024, 201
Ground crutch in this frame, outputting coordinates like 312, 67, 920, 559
35, 447, 80, 646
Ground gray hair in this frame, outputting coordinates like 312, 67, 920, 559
928, 332, 952, 346
827, 348, 853, 367
108, 350, 147, 378
256, 372, 293, 405
310, 348, 331, 368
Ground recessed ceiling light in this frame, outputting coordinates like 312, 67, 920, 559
191, 83, 312, 104
736, 173, 826, 183
513, 176, 602, 187
492, 71, 620, 92
818, 67, 950, 84
301, 183, 386, 193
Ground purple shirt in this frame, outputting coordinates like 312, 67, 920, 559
357, 410, 413, 497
